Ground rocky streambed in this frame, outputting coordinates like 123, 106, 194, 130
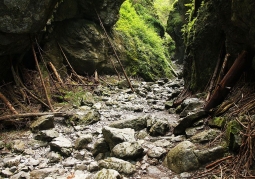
0, 76, 228, 179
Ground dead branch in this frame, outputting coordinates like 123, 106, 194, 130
204, 51, 248, 111
95, 9, 134, 92
217, 53, 230, 84
206, 156, 232, 169
32, 43, 54, 112
15, 71, 50, 109
0, 112, 67, 121
48, 62, 64, 84
206, 49, 222, 101
0, 92, 18, 114
58, 43, 86, 85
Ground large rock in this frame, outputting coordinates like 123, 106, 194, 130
0, 0, 125, 82
164, 141, 199, 173
194, 145, 227, 164
109, 116, 148, 131
34, 129, 59, 142
74, 134, 93, 150
147, 117, 170, 136
93, 168, 121, 179
102, 126, 136, 149
173, 109, 207, 135
147, 146, 167, 158
30, 168, 59, 179
50, 136, 72, 156
78, 0, 125, 27
0, 0, 58, 55
51, 19, 108, 75
92, 138, 110, 156
98, 157, 136, 175
30, 115, 54, 132
3, 156, 21, 167
111, 142, 144, 159
190, 129, 221, 143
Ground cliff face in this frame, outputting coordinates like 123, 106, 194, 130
166, 0, 191, 64
167, 0, 255, 91
0, 0, 125, 82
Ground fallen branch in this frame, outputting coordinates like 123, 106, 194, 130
204, 51, 248, 111
48, 62, 64, 84
32, 43, 54, 112
0, 92, 18, 114
95, 9, 134, 92
206, 155, 233, 169
58, 43, 86, 85
206, 49, 222, 101
0, 112, 67, 121
217, 53, 230, 84
15, 72, 50, 109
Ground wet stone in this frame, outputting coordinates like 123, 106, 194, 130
147, 147, 167, 158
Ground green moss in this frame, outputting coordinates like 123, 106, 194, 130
56, 87, 94, 107
208, 117, 226, 128
225, 120, 242, 151
68, 110, 100, 126
114, 0, 175, 81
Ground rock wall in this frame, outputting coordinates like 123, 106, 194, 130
0, 0, 125, 82
167, 0, 255, 91
166, 0, 191, 64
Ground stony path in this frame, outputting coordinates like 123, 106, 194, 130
0, 76, 223, 179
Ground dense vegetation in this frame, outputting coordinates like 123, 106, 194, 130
114, 0, 175, 81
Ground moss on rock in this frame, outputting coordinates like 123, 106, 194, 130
226, 120, 242, 151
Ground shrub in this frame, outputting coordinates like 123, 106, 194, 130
114, 0, 175, 81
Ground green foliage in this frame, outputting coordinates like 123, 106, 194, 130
154, 0, 175, 26
115, 0, 174, 81
181, 0, 197, 45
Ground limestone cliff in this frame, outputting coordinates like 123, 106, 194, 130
0, 0, 125, 82
167, 0, 255, 91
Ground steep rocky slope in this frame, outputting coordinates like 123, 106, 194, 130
167, 0, 255, 91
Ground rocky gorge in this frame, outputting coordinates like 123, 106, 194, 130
0, 72, 229, 179
1, 0, 255, 178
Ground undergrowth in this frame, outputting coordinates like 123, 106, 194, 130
114, 0, 175, 81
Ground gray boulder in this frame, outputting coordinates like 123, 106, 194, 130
0, 0, 58, 55
74, 134, 93, 150
10, 171, 29, 179
93, 168, 121, 179
30, 168, 59, 179
3, 156, 21, 167
12, 140, 25, 153
173, 109, 207, 135
102, 126, 136, 149
147, 118, 169, 136
98, 157, 136, 175
109, 116, 148, 131
164, 141, 199, 173
50, 136, 72, 156
190, 129, 221, 143
194, 145, 227, 164
92, 138, 110, 156
34, 129, 59, 142
1, 168, 13, 178
147, 147, 167, 158
30, 115, 54, 132
47, 151, 62, 163
111, 142, 144, 159
68, 109, 100, 125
